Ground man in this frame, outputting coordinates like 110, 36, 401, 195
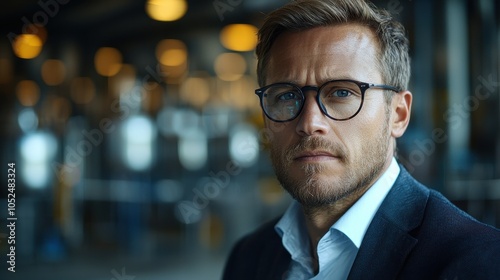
223, 0, 500, 279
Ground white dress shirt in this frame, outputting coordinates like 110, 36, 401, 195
275, 158, 400, 280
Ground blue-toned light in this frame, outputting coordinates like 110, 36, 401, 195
178, 128, 207, 170
229, 125, 259, 167
122, 115, 157, 171
20, 131, 58, 189
18, 108, 38, 133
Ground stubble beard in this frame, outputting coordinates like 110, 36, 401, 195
269, 119, 391, 208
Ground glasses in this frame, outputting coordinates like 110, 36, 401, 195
255, 79, 400, 122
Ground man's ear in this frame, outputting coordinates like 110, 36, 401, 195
391, 90, 412, 138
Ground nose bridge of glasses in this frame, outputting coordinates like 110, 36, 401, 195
299, 85, 328, 115
300, 85, 319, 95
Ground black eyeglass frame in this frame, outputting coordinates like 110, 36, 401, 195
255, 79, 401, 122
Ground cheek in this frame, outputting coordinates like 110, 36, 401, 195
339, 103, 387, 151
358, 97, 389, 130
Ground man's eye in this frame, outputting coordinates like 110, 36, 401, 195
331, 89, 351, 97
278, 92, 298, 100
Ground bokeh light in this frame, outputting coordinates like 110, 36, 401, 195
94, 47, 123, 77
146, 0, 188, 22
18, 108, 39, 133
156, 39, 188, 84
214, 53, 247, 81
110, 64, 137, 96
180, 76, 211, 108
16, 80, 40, 106
220, 24, 258, 52
13, 34, 43, 59
122, 115, 157, 171
156, 39, 187, 66
178, 128, 207, 171
229, 124, 259, 167
20, 131, 58, 189
41, 59, 66, 86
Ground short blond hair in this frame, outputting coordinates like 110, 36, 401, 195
256, 0, 410, 92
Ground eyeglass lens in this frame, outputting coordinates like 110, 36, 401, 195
261, 80, 364, 121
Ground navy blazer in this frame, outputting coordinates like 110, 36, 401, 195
223, 166, 500, 279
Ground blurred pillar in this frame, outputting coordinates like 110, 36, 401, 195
410, 0, 437, 187
498, 4, 500, 179
480, 0, 500, 177
446, 0, 470, 174
412, 0, 434, 134
479, 0, 499, 178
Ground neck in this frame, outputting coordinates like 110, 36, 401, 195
302, 193, 364, 275
302, 156, 394, 273
302, 186, 367, 250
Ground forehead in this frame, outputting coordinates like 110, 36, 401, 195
266, 23, 382, 84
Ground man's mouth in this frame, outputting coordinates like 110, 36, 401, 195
293, 150, 340, 161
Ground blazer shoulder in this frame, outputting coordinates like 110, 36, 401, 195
222, 217, 289, 280
424, 188, 500, 243
372, 166, 500, 278
425, 192, 500, 278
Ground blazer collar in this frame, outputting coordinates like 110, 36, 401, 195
347, 166, 430, 279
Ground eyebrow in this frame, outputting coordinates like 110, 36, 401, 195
272, 75, 358, 86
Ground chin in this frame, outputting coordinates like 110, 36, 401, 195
285, 175, 349, 203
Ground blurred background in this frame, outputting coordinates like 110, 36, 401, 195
0, 0, 498, 279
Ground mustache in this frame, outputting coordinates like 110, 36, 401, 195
285, 137, 347, 162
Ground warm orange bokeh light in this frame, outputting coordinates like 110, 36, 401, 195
16, 80, 40, 106
220, 24, 258, 52
41, 59, 66, 86
146, 0, 187, 22
214, 53, 247, 81
13, 34, 43, 59
94, 47, 123, 77
156, 39, 187, 66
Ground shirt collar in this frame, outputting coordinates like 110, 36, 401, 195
332, 157, 400, 248
275, 157, 400, 249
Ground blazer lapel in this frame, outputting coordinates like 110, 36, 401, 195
255, 227, 291, 280
348, 166, 430, 280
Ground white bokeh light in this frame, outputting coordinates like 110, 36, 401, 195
178, 128, 207, 171
122, 115, 157, 171
229, 125, 259, 167
20, 131, 58, 189
18, 108, 38, 133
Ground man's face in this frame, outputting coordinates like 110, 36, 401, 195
265, 24, 398, 207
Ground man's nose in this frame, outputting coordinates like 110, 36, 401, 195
295, 90, 330, 136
